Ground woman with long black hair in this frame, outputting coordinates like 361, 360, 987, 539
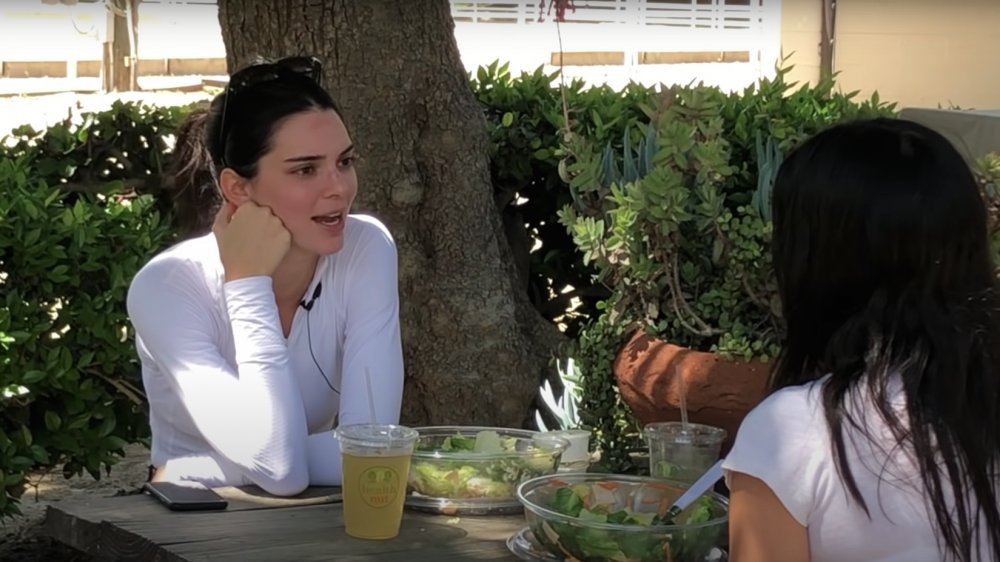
724, 118, 1000, 561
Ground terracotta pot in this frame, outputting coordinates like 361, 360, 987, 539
613, 330, 772, 455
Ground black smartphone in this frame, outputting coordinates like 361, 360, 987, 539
143, 481, 228, 511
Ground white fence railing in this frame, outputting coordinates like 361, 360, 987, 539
453, 0, 770, 30
451, 0, 782, 90
0, 0, 782, 92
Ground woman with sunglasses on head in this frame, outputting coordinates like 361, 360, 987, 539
127, 57, 404, 496
723, 118, 1000, 561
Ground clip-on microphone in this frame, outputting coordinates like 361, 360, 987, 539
300, 282, 323, 311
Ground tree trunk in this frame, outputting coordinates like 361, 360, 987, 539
216, 0, 564, 427
103, 0, 138, 92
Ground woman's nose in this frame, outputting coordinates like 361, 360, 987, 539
322, 168, 349, 196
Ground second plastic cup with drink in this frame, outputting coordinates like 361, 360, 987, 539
644, 421, 725, 485
336, 423, 419, 540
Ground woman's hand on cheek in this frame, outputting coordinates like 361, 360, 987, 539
213, 200, 291, 281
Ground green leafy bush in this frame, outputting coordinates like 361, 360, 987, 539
977, 152, 1000, 266
0, 155, 173, 519
2, 100, 192, 197
560, 68, 897, 471
471, 61, 654, 337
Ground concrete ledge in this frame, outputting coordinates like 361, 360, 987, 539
548, 50, 752, 67
2, 58, 227, 78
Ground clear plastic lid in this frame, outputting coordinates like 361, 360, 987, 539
335, 423, 419, 451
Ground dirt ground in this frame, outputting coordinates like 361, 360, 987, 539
1, 88, 212, 562
0, 443, 152, 561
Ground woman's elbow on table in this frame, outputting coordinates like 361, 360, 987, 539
247, 460, 310, 497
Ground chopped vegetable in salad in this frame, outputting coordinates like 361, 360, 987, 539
533, 480, 721, 562
408, 430, 558, 499
430, 430, 512, 454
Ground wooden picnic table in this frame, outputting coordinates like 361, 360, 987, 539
44, 485, 527, 561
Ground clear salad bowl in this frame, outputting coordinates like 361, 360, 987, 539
405, 426, 568, 515
514, 472, 729, 562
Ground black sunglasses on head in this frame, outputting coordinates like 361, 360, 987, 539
218, 56, 324, 168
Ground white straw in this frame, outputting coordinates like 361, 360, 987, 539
677, 363, 690, 432
364, 367, 377, 423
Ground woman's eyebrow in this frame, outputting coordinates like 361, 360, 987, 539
283, 154, 325, 163
283, 145, 354, 163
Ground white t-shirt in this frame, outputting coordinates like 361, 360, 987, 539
723, 378, 990, 562
127, 214, 404, 496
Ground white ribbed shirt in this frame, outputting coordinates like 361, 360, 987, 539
127, 214, 404, 495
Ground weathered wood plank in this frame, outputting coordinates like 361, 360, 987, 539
44, 500, 105, 558
43, 485, 340, 559
120, 506, 520, 561
45, 487, 525, 561
97, 519, 188, 562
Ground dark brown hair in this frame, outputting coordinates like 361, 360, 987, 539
167, 57, 339, 238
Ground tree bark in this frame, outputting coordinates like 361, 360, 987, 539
216, 0, 564, 427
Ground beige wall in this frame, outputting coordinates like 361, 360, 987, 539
780, 0, 823, 90
781, 0, 1000, 109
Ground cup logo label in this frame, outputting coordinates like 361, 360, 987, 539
359, 467, 399, 508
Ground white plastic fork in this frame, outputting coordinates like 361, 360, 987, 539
660, 459, 725, 523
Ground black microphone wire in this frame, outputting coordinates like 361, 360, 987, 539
301, 282, 340, 395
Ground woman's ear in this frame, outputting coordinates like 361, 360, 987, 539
218, 168, 252, 205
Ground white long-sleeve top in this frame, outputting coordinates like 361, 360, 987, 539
126, 214, 404, 496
